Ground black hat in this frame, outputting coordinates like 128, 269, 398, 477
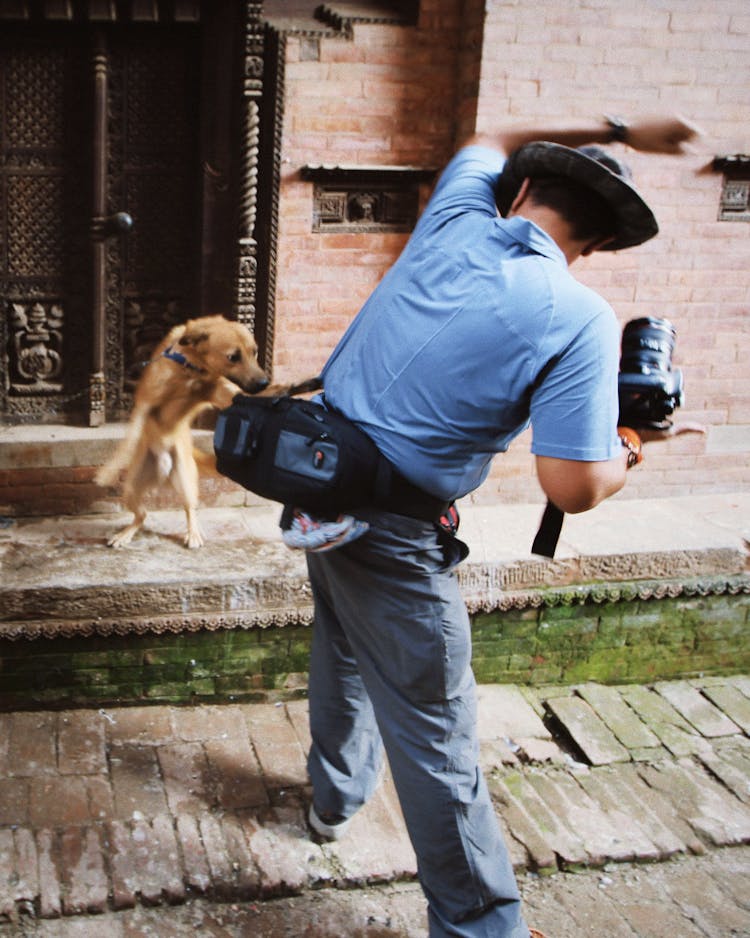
495, 141, 658, 251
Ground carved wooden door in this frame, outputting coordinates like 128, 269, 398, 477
0, 23, 201, 426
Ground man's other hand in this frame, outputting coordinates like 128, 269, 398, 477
625, 117, 701, 154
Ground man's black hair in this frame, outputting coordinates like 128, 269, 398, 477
525, 175, 618, 246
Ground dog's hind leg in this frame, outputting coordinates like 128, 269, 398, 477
106, 446, 158, 548
107, 505, 148, 548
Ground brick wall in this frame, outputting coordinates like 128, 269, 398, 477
271, 0, 750, 507
270, 0, 465, 385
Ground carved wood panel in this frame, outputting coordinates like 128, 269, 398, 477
0, 33, 89, 422
0, 24, 202, 424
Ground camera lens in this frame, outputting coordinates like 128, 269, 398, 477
618, 316, 684, 429
619, 317, 676, 375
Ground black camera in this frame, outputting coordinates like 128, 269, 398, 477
618, 317, 684, 430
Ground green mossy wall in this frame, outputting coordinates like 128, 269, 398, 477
2, 590, 748, 711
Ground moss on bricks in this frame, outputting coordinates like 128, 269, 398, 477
1, 586, 747, 709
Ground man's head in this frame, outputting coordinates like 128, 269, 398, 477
495, 142, 658, 252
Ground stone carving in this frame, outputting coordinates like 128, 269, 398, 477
8, 302, 64, 393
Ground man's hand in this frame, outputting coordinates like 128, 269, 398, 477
639, 421, 706, 443
624, 117, 701, 155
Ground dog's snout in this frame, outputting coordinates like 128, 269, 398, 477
252, 376, 269, 393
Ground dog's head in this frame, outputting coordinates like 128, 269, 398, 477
177, 315, 269, 393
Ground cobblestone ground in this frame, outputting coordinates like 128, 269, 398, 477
1, 847, 749, 936
1, 675, 749, 936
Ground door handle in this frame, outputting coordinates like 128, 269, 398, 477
103, 211, 133, 236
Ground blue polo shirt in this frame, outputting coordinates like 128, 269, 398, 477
321, 145, 622, 502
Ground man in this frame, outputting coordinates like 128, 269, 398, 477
304, 115, 698, 937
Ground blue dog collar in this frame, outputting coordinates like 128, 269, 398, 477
161, 345, 206, 373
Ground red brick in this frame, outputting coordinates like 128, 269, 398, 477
242, 703, 309, 786
29, 776, 90, 827
157, 743, 212, 817
107, 819, 138, 910
0, 829, 16, 921
219, 814, 259, 899
284, 700, 312, 753
0, 779, 29, 826
150, 814, 185, 904
175, 814, 211, 895
198, 814, 233, 899
12, 828, 38, 911
58, 710, 107, 775
106, 706, 173, 745
204, 736, 268, 811
36, 829, 61, 919
169, 703, 247, 742
60, 827, 108, 915
242, 806, 331, 897
87, 776, 115, 821
110, 745, 169, 820
7, 712, 57, 778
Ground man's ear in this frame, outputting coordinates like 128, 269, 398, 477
507, 177, 532, 215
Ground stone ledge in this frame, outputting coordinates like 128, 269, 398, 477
1, 494, 748, 643
0, 423, 213, 470
2, 574, 747, 646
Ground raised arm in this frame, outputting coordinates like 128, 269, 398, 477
464, 115, 700, 156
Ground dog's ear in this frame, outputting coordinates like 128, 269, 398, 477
178, 330, 209, 347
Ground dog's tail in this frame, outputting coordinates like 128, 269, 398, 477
94, 409, 148, 488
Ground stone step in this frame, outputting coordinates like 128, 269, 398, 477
1, 504, 749, 710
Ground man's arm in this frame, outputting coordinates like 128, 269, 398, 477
535, 420, 706, 514
535, 453, 627, 514
464, 115, 699, 157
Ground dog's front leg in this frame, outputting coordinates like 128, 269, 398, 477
211, 377, 245, 410
170, 434, 204, 549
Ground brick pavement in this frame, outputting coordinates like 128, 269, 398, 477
0, 675, 749, 935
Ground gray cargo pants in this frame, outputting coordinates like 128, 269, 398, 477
306, 509, 529, 938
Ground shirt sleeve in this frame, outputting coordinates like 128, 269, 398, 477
530, 307, 622, 462
416, 146, 504, 228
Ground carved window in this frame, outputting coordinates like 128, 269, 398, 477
714, 155, 750, 223
301, 166, 435, 234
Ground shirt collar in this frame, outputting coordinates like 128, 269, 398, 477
498, 215, 567, 265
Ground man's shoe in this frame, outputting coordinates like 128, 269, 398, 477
308, 762, 386, 842
529, 930, 548, 938
308, 804, 353, 841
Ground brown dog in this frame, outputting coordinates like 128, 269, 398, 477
96, 315, 276, 549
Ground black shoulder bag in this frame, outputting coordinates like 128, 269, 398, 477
213, 390, 382, 515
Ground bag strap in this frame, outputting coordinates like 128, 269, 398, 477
531, 500, 564, 558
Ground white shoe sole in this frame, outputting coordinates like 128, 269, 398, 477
308, 804, 353, 841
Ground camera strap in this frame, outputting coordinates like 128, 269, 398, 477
531, 499, 564, 558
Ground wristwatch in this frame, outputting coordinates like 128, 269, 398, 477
617, 426, 643, 469
604, 115, 629, 144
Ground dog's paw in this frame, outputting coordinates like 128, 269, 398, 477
184, 530, 205, 549
107, 529, 136, 548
